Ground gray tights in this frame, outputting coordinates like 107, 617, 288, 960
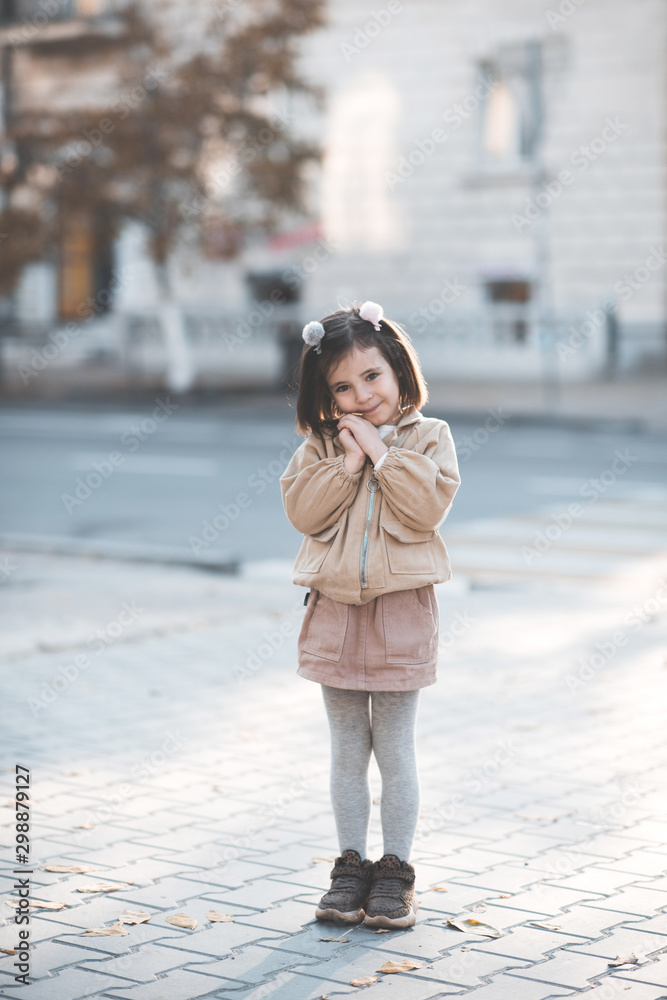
321, 685, 421, 863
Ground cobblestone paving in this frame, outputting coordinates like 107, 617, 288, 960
1, 485, 667, 999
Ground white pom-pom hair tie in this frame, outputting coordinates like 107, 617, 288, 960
359, 300, 384, 331
302, 320, 325, 354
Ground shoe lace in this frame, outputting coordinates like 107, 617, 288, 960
331, 872, 364, 892
373, 875, 405, 894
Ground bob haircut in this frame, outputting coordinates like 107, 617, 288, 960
294, 305, 428, 436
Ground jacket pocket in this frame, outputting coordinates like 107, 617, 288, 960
380, 519, 437, 575
298, 521, 342, 574
299, 591, 349, 661
382, 587, 437, 664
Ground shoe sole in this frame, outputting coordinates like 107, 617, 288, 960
363, 899, 419, 930
315, 906, 365, 925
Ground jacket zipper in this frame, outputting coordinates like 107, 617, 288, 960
360, 467, 380, 589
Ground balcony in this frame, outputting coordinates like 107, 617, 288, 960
0, 0, 122, 49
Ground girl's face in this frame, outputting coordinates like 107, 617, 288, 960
326, 345, 401, 425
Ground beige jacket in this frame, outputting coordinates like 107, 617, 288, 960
280, 407, 460, 605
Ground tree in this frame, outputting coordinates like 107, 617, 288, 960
0, 0, 325, 390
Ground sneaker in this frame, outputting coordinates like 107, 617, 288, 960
315, 849, 373, 925
362, 853, 418, 929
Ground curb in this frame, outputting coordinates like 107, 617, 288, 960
425, 406, 648, 434
0, 534, 238, 573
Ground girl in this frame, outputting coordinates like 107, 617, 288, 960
280, 301, 460, 930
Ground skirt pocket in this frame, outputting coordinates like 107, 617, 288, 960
299, 591, 350, 662
382, 587, 438, 664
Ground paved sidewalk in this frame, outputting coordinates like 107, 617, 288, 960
1, 493, 667, 999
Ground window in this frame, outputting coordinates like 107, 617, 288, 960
480, 41, 542, 165
246, 271, 300, 305
484, 279, 532, 344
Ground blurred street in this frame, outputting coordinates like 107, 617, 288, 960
1, 389, 667, 1000
1, 384, 666, 567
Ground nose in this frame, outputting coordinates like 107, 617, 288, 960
355, 383, 373, 404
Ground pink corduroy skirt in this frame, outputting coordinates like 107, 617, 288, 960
297, 585, 439, 692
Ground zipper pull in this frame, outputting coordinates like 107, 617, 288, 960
367, 473, 380, 493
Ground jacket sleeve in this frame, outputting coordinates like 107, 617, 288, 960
280, 434, 363, 536
373, 420, 460, 531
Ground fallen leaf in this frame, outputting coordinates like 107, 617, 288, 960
473, 902, 487, 912
166, 912, 197, 930
374, 928, 391, 933
0, 948, 17, 954
43, 864, 99, 874
73, 823, 95, 830
6, 897, 65, 910
608, 953, 643, 967
350, 976, 378, 986
498, 894, 511, 898
377, 958, 424, 973
446, 915, 502, 938
320, 935, 349, 942
430, 886, 448, 892
81, 923, 129, 937
529, 921, 561, 931
372, 796, 381, 804
312, 857, 335, 863
76, 882, 134, 893
207, 910, 234, 923
118, 909, 151, 925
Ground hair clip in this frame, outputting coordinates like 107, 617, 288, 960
359, 301, 383, 331
302, 320, 325, 354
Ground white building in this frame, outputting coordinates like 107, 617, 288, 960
3, 0, 666, 385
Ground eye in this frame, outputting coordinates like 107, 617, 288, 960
366, 372, 379, 381
334, 384, 350, 393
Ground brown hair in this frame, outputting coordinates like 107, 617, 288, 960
294, 305, 428, 436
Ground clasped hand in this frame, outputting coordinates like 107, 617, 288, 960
337, 414, 388, 474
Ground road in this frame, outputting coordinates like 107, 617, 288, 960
0, 395, 666, 565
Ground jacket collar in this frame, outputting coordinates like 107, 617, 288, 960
382, 406, 423, 442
